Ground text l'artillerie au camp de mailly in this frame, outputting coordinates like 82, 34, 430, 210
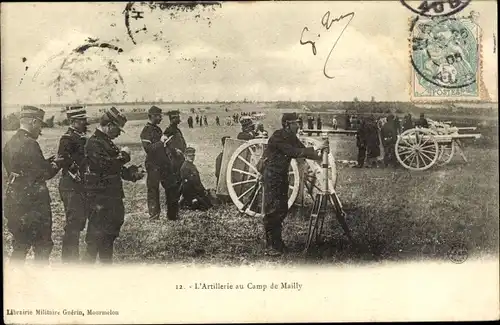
176, 281, 303, 291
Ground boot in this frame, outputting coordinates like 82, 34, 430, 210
274, 227, 288, 253
264, 228, 282, 257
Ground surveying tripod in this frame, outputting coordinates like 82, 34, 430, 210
303, 132, 355, 254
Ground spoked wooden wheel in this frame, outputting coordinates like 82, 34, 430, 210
297, 136, 337, 199
226, 138, 300, 217
395, 128, 439, 171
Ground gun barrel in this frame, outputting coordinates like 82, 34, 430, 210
301, 129, 358, 135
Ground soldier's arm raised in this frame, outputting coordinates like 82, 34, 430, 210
270, 135, 321, 161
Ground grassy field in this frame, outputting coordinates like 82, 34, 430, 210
2, 107, 499, 266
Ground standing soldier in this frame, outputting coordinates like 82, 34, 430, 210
140, 106, 168, 221
187, 115, 193, 128
354, 117, 367, 168
57, 106, 90, 263
237, 117, 256, 140
316, 115, 323, 135
307, 115, 314, 130
83, 107, 144, 264
195, 115, 199, 126
203, 115, 208, 126
261, 113, 325, 256
163, 110, 187, 220
332, 116, 338, 130
3, 106, 61, 263
215, 116, 220, 126
298, 115, 304, 130
381, 114, 398, 167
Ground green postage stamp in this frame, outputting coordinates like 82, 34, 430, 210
410, 11, 485, 101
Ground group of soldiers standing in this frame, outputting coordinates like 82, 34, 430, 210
3, 105, 215, 264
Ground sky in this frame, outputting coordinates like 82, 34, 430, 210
1, 1, 498, 106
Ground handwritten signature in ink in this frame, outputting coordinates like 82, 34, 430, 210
300, 11, 355, 79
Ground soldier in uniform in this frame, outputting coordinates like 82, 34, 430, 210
354, 117, 367, 168
162, 110, 187, 220
56, 106, 90, 263
83, 107, 144, 264
416, 113, 429, 128
140, 105, 169, 221
215, 116, 220, 126
316, 115, 322, 135
3, 106, 61, 263
381, 114, 398, 167
179, 147, 213, 211
237, 117, 256, 141
261, 113, 325, 256
187, 116, 193, 128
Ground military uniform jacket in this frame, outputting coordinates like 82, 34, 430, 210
140, 122, 167, 168
180, 160, 206, 199
57, 127, 87, 191
381, 121, 397, 143
163, 124, 187, 171
262, 129, 320, 214
237, 131, 255, 141
84, 129, 137, 198
2, 129, 60, 211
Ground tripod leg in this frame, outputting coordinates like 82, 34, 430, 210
328, 194, 354, 243
315, 197, 326, 243
304, 194, 323, 253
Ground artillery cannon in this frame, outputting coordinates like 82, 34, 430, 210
395, 120, 481, 171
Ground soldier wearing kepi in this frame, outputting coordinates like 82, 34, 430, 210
140, 105, 168, 221
162, 110, 187, 220
179, 147, 213, 211
3, 106, 61, 263
56, 105, 90, 263
237, 117, 256, 141
83, 107, 144, 264
261, 113, 325, 256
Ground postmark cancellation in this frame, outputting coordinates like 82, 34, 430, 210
409, 11, 488, 102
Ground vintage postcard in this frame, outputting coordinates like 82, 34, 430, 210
2, 1, 498, 323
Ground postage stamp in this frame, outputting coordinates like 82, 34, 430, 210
409, 11, 485, 101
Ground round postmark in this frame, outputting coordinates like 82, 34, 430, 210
32, 38, 127, 102
401, 0, 471, 17
447, 242, 468, 263
410, 14, 480, 90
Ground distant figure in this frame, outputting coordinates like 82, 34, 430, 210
307, 115, 314, 130
316, 115, 322, 135
365, 116, 381, 167
298, 115, 304, 129
180, 147, 213, 211
402, 114, 414, 131
255, 122, 268, 138
332, 117, 338, 130
215, 136, 230, 186
195, 115, 200, 126
199, 115, 203, 127
345, 114, 351, 130
416, 113, 429, 128
203, 116, 208, 126
394, 116, 402, 134
187, 116, 193, 128
354, 118, 366, 168
215, 116, 220, 126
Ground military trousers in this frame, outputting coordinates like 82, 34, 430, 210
357, 146, 366, 167
146, 165, 180, 220
59, 181, 88, 263
84, 194, 124, 264
5, 184, 54, 263
383, 140, 397, 167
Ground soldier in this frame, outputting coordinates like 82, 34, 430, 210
195, 115, 200, 126
3, 106, 61, 263
140, 105, 168, 221
354, 118, 367, 168
187, 115, 193, 128
237, 118, 256, 141
203, 115, 208, 126
215, 136, 230, 186
416, 113, 429, 128
365, 115, 381, 167
332, 117, 338, 130
56, 105, 90, 263
255, 122, 269, 138
215, 116, 220, 126
83, 107, 144, 264
394, 115, 402, 134
403, 114, 414, 131
179, 147, 213, 211
261, 113, 325, 256
307, 115, 314, 130
162, 110, 187, 220
316, 115, 322, 135
381, 114, 398, 167
298, 115, 304, 130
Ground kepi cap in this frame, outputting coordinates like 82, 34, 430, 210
20, 106, 47, 126
148, 105, 162, 115
185, 147, 196, 154
167, 110, 180, 119
104, 106, 127, 131
65, 105, 89, 123
281, 112, 301, 125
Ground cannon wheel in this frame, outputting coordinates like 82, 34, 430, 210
395, 128, 439, 171
298, 136, 337, 198
226, 138, 300, 217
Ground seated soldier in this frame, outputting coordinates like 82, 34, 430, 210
255, 122, 268, 138
180, 147, 213, 211
237, 117, 256, 140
